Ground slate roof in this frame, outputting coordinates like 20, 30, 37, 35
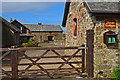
87, 2, 120, 13
62, 2, 120, 27
0, 16, 20, 32
24, 24, 63, 32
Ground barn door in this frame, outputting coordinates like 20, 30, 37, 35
86, 30, 94, 77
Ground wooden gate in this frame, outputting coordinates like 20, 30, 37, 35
86, 30, 94, 77
1, 45, 85, 79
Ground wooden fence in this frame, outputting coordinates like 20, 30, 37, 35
0, 45, 87, 80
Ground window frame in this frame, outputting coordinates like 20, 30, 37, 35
103, 31, 118, 45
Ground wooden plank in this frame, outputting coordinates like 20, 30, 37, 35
18, 65, 33, 77
2, 69, 12, 78
0, 46, 85, 51
18, 50, 33, 77
18, 50, 50, 77
1, 46, 86, 78
16, 46, 83, 51
0, 51, 11, 60
0, 48, 9, 51
34, 50, 50, 63
11, 50, 18, 80
19, 50, 51, 78
53, 49, 81, 76
3, 55, 82, 60
19, 72, 79, 78
6, 67, 82, 73
3, 61, 81, 67
18, 61, 82, 66
2, 58, 11, 60
1, 64, 11, 67
1, 76, 12, 79
51, 50, 81, 75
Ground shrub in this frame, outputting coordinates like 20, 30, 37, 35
22, 39, 39, 47
31, 39, 35, 41
112, 67, 120, 80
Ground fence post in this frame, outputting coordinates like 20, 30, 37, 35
82, 45, 85, 73
9, 48, 18, 80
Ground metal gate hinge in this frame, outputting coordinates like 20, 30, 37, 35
78, 47, 86, 49
8, 48, 19, 51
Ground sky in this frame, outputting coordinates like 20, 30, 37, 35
1, 2, 66, 34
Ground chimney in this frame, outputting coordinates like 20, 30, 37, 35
10, 18, 13, 22
38, 22, 42, 25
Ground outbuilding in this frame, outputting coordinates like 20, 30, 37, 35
62, 1, 120, 77
0, 16, 20, 47
11, 19, 33, 43
24, 23, 63, 42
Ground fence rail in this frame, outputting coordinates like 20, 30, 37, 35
1, 45, 86, 80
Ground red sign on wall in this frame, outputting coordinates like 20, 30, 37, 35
104, 20, 116, 29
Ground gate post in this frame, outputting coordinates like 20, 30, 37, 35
86, 30, 94, 77
82, 45, 85, 73
9, 48, 18, 80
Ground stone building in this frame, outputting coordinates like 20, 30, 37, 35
24, 23, 63, 42
62, 1, 120, 78
0, 16, 20, 47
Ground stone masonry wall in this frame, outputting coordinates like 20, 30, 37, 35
94, 16, 120, 77
65, 1, 120, 78
65, 2, 94, 47
65, 1, 95, 75
32, 32, 63, 42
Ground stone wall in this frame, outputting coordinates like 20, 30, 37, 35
65, 2, 94, 47
31, 31, 63, 42
65, 1, 95, 76
65, 1, 120, 78
94, 16, 120, 77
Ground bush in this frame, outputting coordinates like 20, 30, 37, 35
22, 39, 39, 47
112, 67, 120, 80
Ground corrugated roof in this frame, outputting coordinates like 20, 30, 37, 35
24, 24, 63, 32
0, 16, 20, 32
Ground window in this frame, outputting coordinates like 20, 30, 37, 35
72, 13, 78, 38
104, 31, 117, 45
73, 18, 77, 36
47, 35, 54, 41
20, 26, 22, 33
48, 36, 53, 41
